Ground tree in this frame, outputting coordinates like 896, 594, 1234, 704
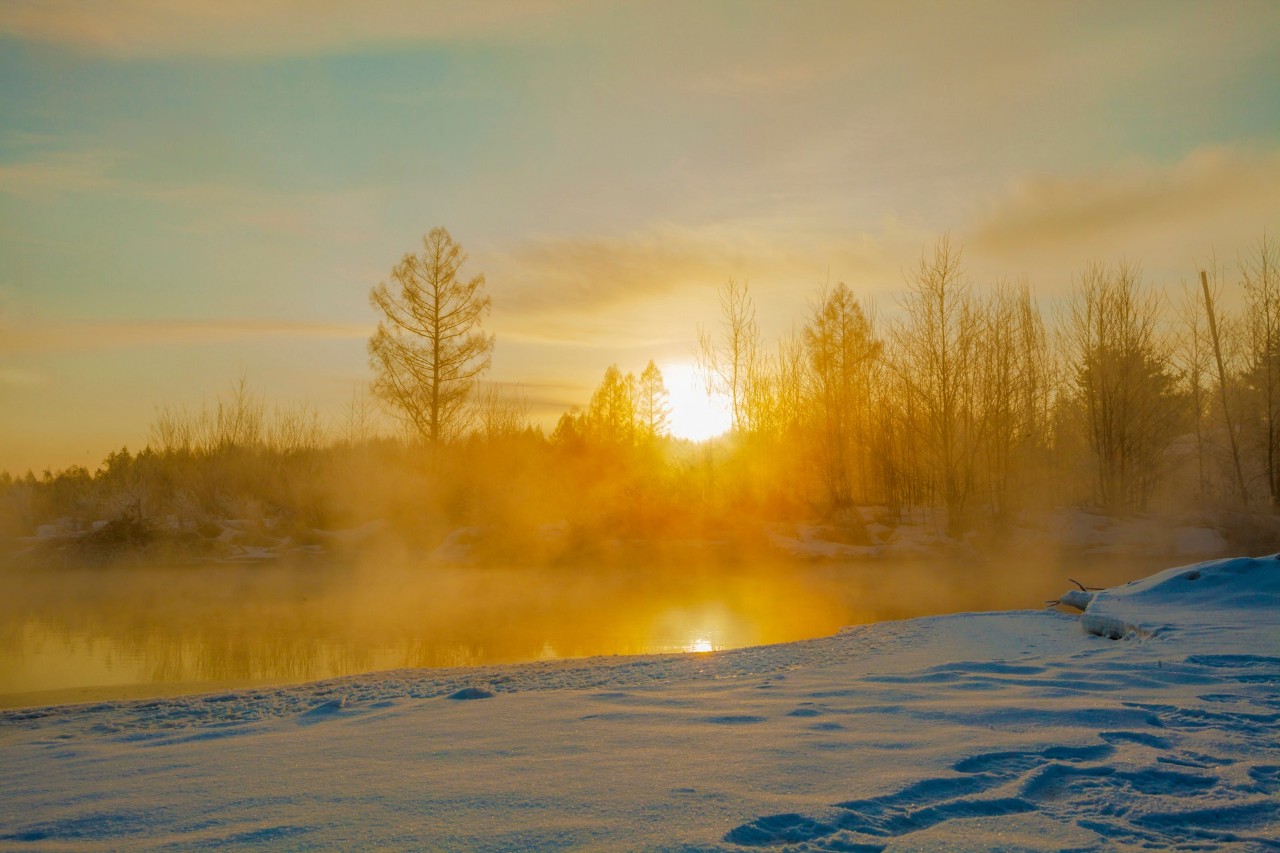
1064, 261, 1177, 512
369, 227, 495, 447
1241, 234, 1280, 506
975, 280, 1053, 521
586, 365, 637, 446
473, 382, 530, 442
892, 237, 985, 535
699, 278, 762, 432
1187, 262, 1248, 505
770, 329, 807, 438
550, 406, 587, 449
636, 360, 671, 441
803, 282, 881, 512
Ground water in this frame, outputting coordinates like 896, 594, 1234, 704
0, 554, 1162, 708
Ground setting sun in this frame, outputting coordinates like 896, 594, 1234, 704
2, 4, 1276, 850
662, 363, 733, 442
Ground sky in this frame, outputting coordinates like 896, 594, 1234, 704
1, 0, 1278, 474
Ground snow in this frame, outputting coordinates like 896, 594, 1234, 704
1, 555, 1277, 851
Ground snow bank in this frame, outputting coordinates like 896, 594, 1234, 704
1, 555, 1277, 851
1078, 554, 1280, 640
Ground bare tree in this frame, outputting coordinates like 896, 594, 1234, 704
976, 280, 1053, 521
369, 227, 494, 447
474, 382, 530, 442
211, 372, 265, 453
1176, 281, 1212, 498
340, 383, 379, 447
771, 329, 807, 438
892, 236, 984, 535
267, 401, 325, 455
699, 278, 761, 432
149, 372, 265, 455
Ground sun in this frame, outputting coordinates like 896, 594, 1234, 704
662, 363, 733, 442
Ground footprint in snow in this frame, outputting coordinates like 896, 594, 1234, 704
722, 737, 1278, 850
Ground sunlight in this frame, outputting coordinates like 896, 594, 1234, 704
662, 362, 733, 442
686, 638, 715, 654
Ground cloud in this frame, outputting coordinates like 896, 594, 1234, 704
971, 146, 1280, 253
964, 146, 1280, 288
0, 318, 370, 356
492, 226, 731, 316
479, 218, 935, 357
0, 147, 388, 245
0, 0, 588, 58
0, 150, 118, 198
491, 220, 912, 317
477, 378, 585, 415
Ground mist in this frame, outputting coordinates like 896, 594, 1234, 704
1, 538, 1189, 710
4, 231, 1279, 708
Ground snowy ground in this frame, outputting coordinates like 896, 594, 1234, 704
1, 556, 1277, 851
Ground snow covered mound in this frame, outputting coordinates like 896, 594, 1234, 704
1, 555, 1277, 851
1079, 554, 1280, 640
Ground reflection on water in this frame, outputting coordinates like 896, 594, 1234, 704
0, 554, 1159, 706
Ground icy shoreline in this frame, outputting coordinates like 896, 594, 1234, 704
1, 556, 1277, 851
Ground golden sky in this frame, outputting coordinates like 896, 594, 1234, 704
1, 1, 1278, 473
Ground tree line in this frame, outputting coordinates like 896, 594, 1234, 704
3, 227, 1278, 557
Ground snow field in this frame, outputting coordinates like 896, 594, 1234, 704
0, 556, 1276, 851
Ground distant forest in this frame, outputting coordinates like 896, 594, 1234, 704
4, 228, 1280, 563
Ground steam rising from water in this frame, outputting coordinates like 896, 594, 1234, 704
0, 549, 1175, 708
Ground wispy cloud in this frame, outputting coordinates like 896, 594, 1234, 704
475, 218, 932, 360
491, 220, 912, 319
966, 146, 1280, 283
477, 378, 585, 415
0, 148, 387, 244
971, 146, 1280, 252
0, 150, 118, 198
1, 318, 370, 356
0, 0, 589, 58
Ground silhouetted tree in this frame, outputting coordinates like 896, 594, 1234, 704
1065, 261, 1177, 512
770, 329, 807, 438
587, 365, 637, 446
804, 282, 881, 512
976, 280, 1053, 520
1241, 234, 1280, 506
636, 361, 671, 441
892, 237, 985, 534
474, 382, 530, 441
550, 406, 587, 449
368, 227, 494, 447
699, 278, 762, 432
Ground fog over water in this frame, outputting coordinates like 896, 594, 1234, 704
0, 550, 1178, 708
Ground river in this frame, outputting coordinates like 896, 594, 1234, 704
0, 552, 1170, 708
